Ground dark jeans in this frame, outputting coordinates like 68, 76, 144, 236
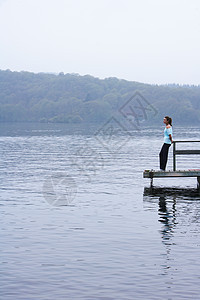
159, 143, 171, 170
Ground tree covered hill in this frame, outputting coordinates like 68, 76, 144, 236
0, 69, 200, 124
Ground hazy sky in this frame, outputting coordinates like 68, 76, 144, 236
0, 0, 200, 85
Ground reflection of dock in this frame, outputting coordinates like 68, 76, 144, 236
144, 186, 200, 198
143, 140, 200, 189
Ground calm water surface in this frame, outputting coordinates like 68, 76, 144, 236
0, 123, 200, 300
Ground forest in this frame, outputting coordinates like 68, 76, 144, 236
0, 69, 200, 125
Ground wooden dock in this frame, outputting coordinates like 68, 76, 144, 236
143, 169, 200, 188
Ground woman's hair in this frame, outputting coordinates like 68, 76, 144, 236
165, 116, 172, 126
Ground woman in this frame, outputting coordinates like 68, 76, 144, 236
159, 116, 173, 171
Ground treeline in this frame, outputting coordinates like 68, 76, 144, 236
0, 69, 200, 124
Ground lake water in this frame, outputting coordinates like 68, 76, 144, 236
1, 122, 200, 300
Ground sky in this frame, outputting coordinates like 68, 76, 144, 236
0, 0, 200, 85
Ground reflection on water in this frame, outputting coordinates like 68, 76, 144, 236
158, 196, 176, 276
158, 196, 176, 242
144, 187, 200, 281
144, 186, 200, 198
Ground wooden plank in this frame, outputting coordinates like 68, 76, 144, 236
143, 170, 200, 178
175, 150, 200, 155
174, 140, 200, 143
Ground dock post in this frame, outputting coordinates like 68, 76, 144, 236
197, 177, 200, 191
173, 142, 176, 171
150, 170, 154, 188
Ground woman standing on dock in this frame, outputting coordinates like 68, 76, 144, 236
159, 116, 173, 171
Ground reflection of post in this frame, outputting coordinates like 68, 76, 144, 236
158, 197, 171, 238
172, 196, 177, 221
158, 196, 176, 241
158, 196, 177, 275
